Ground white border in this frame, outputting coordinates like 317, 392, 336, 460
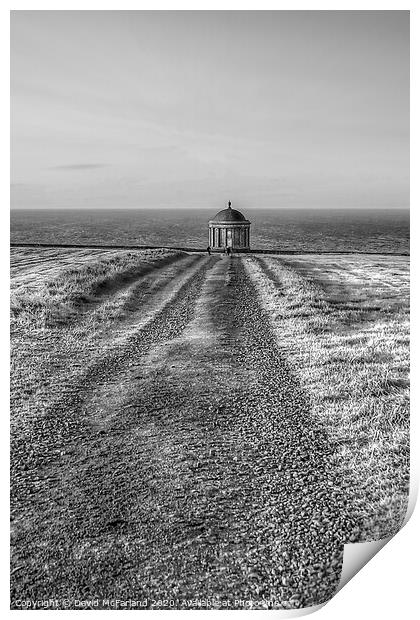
3, 3, 417, 618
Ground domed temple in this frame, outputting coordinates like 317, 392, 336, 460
208, 201, 251, 251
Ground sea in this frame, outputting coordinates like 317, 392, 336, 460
10, 208, 410, 254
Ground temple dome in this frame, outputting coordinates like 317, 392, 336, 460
212, 204, 247, 222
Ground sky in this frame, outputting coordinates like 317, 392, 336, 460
10, 10, 409, 210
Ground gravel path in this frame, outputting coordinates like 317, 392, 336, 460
11, 255, 359, 610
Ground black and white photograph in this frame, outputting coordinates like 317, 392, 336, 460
9, 9, 410, 611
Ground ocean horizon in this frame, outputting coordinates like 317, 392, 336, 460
10, 207, 410, 254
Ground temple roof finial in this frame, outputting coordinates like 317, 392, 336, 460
228, 200, 232, 208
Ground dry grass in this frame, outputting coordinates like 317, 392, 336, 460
10, 248, 196, 432
10, 247, 184, 329
244, 254, 410, 540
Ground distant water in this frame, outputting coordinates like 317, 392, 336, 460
10, 208, 409, 254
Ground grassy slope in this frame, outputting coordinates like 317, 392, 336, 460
10, 248, 194, 431
244, 254, 410, 540
11, 247, 185, 329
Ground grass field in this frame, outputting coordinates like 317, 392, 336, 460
11, 247, 186, 329
10, 247, 198, 432
244, 254, 410, 540
10, 247, 410, 607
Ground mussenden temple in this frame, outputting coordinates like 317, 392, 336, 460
208, 201, 251, 252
